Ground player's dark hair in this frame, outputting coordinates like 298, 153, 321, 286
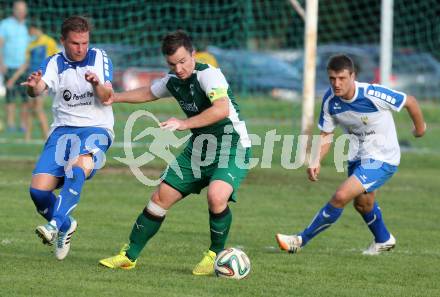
61, 16, 91, 39
161, 30, 194, 56
327, 54, 355, 73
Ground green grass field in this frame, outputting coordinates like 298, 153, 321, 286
1, 97, 439, 297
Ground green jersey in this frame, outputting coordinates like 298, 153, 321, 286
151, 63, 251, 148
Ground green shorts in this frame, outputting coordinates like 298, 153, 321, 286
162, 136, 251, 202
4, 69, 28, 103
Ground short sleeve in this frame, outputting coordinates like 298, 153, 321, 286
197, 67, 229, 102
40, 55, 59, 91
318, 89, 336, 133
365, 84, 407, 112
151, 75, 171, 98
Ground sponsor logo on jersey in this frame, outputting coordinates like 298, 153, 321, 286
72, 91, 94, 101
178, 100, 199, 112
63, 90, 94, 102
63, 89, 94, 107
63, 89, 94, 106
63, 90, 72, 101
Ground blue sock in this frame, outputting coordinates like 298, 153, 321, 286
30, 188, 57, 221
299, 202, 343, 246
361, 202, 390, 243
51, 167, 86, 230
30, 187, 72, 231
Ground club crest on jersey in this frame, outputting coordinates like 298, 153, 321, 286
361, 116, 368, 125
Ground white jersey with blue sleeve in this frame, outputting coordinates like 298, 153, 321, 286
40, 48, 114, 138
318, 81, 407, 165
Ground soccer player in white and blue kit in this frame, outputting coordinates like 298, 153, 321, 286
22, 16, 114, 260
276, 54, 426, 255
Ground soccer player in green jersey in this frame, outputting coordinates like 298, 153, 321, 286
99, 30, 251, 275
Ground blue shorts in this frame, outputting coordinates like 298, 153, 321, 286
348, 159, 398, 193
33, 126, 112, 179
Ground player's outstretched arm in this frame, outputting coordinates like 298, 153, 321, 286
307, 131, 334, 181
404, 95, 426, 137
160, 97, 229, 131
21, 70, 47, 97
85, 71, 113, 103
108, 87, 158, 105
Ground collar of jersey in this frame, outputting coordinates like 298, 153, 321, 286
61, 49, 90, 67
168, 70, 197, 84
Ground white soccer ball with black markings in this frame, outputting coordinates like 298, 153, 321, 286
214, 247, 251, 279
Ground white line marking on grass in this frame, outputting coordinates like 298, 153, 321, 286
0, 180, 28, 186
264, 246, 282, 253
1, 239, 12, 245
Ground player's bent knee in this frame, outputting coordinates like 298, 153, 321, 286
207, 181, 232, 207
150, 190, 168, 208
332, 190, 351, 207
31, 174, 60, 191
72, 155, 94, 177
207, 194, 229, 212
154, 182, 183, 208
150, 191, 176, 212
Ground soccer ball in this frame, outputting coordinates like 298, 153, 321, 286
214, 248, 251, 279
